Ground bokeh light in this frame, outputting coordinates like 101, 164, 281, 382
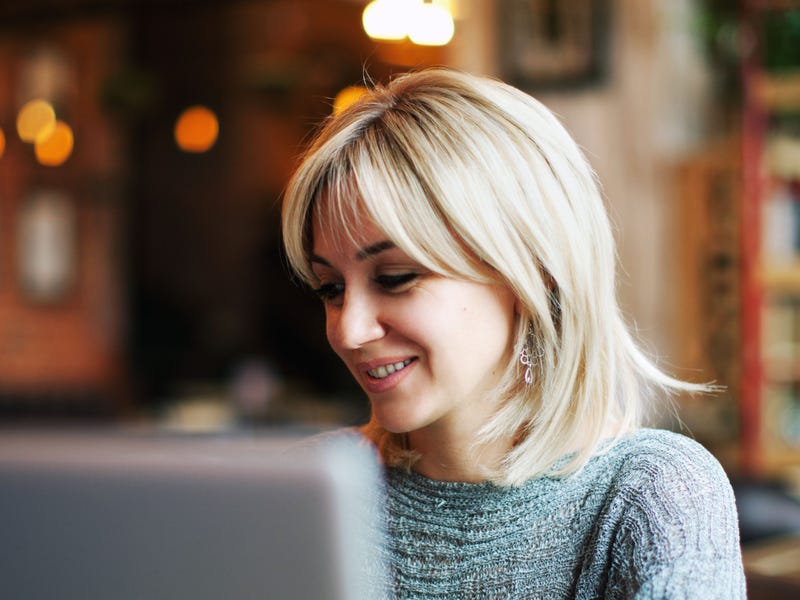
174, 105, 219, 153
363, 0, 455, 46
409, 2, 454, 46
17, 99, 56, 143
0, 128, 5, 159
333, 86, 368, 115
34, 120, 74, 166
362, 0, 412, 41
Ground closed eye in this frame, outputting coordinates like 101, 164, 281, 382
312, 282, 344, 302
375, 273, 418, 291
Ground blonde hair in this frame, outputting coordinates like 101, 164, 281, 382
282, 68, 703, 486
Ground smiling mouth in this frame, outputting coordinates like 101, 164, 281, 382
367, 358, 415, 379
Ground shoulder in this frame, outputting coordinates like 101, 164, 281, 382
603, 428, 729, 485
607, 427, 718, 461
581, 429, 742, 555
595, 428, 736, 521
591, 429, 745, 596
606, 429, 741, 576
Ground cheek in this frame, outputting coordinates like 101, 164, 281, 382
451, 292, 515, 352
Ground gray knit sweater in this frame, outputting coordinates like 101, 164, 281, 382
381, 429, 745, 599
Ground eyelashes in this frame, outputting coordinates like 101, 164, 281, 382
312, 282, 344, 302
312, 273, 419, 303
374, 273, 418, 289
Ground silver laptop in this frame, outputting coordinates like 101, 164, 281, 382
0, 428, 386, 600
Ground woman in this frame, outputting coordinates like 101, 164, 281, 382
282, 68, 745, 598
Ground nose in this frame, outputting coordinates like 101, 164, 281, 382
327, 289, 386, 350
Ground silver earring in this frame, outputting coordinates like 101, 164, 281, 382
520, 324, 535, 385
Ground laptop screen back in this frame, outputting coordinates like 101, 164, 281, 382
0, 429, 385, 600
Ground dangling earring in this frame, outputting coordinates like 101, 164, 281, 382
519, 323, 535, 385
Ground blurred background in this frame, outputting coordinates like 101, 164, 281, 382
1, 0, 800, 584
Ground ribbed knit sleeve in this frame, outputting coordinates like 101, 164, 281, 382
576, 432, 746, 599
383, 429, 746, 599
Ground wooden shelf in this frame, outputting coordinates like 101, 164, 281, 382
765, 359, 800, 383
757, 72, 800, 111
759, 446, 800, 476
762, 263, 800, 293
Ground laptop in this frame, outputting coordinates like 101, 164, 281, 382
0, 428, 386, 600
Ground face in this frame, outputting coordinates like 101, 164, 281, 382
310, 206, 518, 441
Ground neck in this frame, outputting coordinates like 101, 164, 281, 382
407, 427, 512, 483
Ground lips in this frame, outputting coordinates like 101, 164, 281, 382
367, 358, 414, 379
357, 357, 417, 393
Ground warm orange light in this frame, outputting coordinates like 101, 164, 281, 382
35, 120, 74, 166
333, 86, 368, 115
409, 2, 455, 46
175, 105, 219, 153
17, 99, 56, 143
362, 0, 413, 41
0, 128, 5, 159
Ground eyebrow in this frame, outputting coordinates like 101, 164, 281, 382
310, 240, 397, 267
356, 240, 396, 260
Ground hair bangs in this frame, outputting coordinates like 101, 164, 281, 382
328, 123, 490, 284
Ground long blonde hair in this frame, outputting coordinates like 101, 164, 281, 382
282, 68, 704, 485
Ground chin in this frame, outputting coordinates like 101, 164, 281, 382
371, 414, 413, 435
369, 403, 430, 435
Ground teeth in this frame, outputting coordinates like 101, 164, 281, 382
368, 359, 413, 379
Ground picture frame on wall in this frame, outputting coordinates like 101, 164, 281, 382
18, 189, 77, 303
497, 0, 611, 91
